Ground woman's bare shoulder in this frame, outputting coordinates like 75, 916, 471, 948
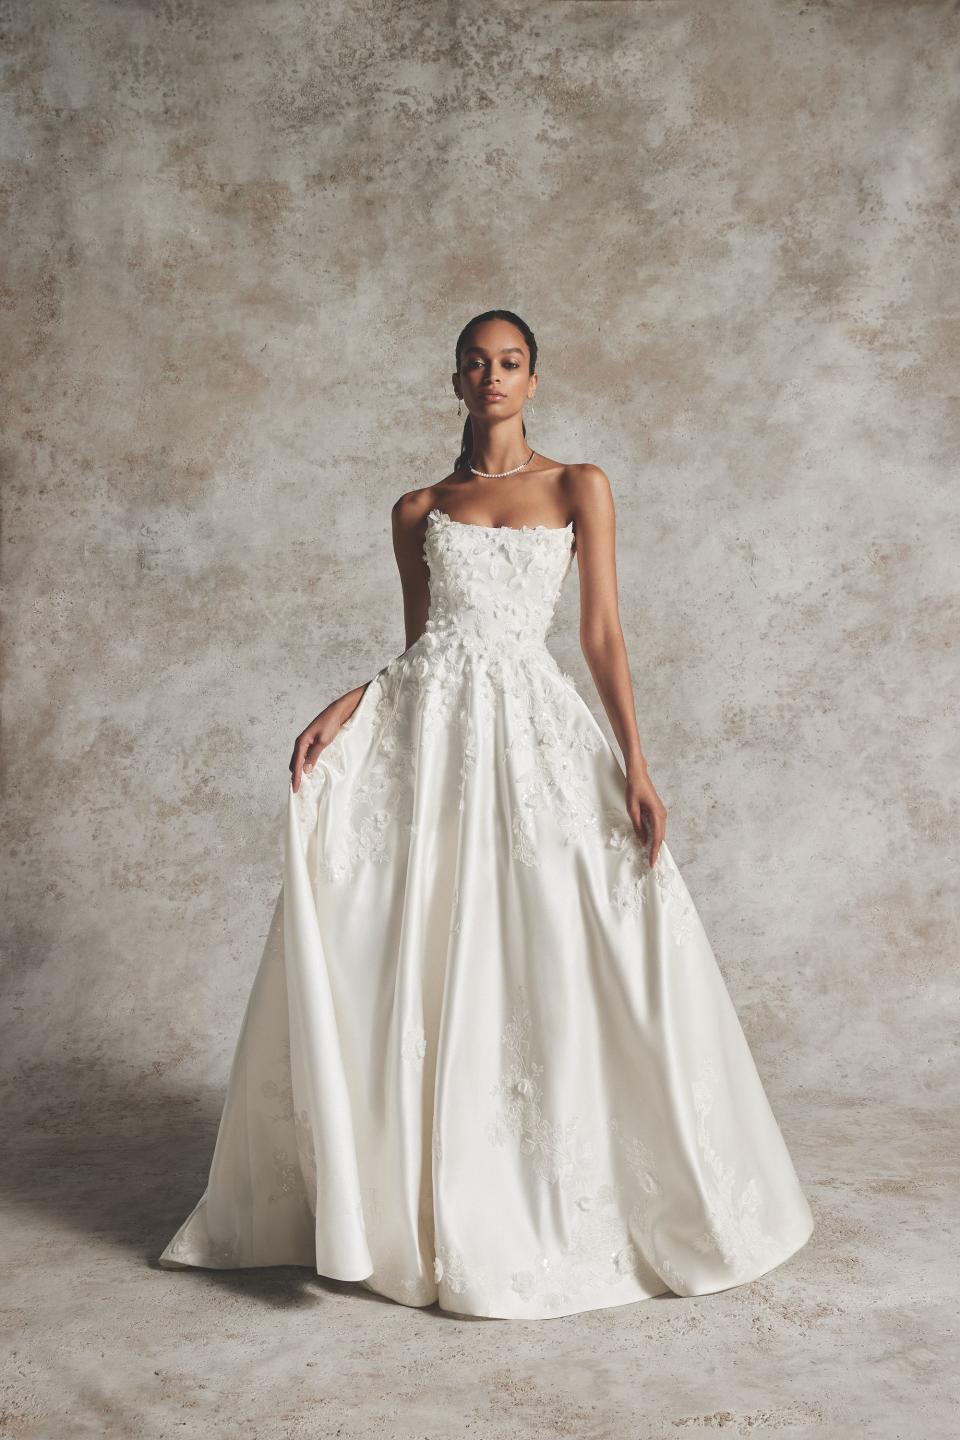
563, 460, 611, 489
390, 478, 458, 536
560, 462, 614, 522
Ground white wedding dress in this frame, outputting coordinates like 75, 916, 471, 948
159, 506, 814, 1319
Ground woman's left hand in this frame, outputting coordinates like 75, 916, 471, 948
624, 764, 668, 869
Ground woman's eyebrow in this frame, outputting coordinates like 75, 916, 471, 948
463, 346, 525, 356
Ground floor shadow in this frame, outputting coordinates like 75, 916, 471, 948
1, 1053, 398, 1308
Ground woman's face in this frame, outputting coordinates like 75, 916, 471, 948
454, 318, 537, 420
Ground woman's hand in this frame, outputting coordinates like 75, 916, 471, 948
624, 762, 668, 869
289, 687, 366, 794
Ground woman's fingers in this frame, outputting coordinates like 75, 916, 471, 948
648, 804, 667, 869
302, 735, 327, 772
290, 742, 304, 793
629, 794, 667, 869
289, 731, 316, 794
289, 719, 337, 793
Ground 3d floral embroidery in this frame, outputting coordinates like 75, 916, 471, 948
401, 1023, 427, 1064
487, 997, 593, 1186
267, 1148, 302, 1204
431, 1242, 492, 1297
294, 1108, 317, 1195
603, 806, 697, 943
296, 510, 587, 888
485, 988, 681, 1309
690, 1057, 781, 1271
260, 1040, 295, 1123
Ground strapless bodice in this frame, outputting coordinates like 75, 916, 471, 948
419, 507, 575, 660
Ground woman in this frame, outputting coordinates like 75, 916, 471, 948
159, 309, 814, 1320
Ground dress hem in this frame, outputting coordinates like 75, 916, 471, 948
157, 1214, 815, 1321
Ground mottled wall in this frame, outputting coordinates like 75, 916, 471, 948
2, 0, 957, 1140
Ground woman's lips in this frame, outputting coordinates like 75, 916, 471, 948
481, 392, 505, 401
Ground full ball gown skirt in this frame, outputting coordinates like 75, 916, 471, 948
158, 507, 814, 1319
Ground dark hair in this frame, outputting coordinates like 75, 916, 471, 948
453, 310, 538, 472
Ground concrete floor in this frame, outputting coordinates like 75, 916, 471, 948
2, 1082, 956, 1440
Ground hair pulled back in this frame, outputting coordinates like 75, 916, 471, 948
453, 310, 538, 472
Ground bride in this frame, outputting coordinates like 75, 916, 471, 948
159, 309, 814, 1320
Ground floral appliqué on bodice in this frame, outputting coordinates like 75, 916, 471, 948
294, 507, 691, 940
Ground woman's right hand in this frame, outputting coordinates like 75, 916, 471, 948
289, 685, 366, 793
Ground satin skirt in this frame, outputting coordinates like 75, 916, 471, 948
159, 640, 814, 1319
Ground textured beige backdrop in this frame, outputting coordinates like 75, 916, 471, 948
2, 1, 957, 1436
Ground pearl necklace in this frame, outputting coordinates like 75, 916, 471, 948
469, 448, 536, 478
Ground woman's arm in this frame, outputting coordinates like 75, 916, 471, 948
572, 465, 668, 867
391, 491, 433, 650
289, 495, 432, 793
